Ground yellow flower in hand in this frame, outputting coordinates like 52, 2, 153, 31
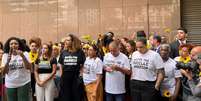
163, 90, 171, 98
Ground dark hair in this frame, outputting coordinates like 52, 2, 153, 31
102, 34, 113, 47
106, 32, 114, 37
4, 37, 26, 53
0, 41, 3, 50
21, 38, 30, 52
136, 37, 147, 45
137, 30, 146, 38
21, 39, 27, 44
127, 40, 136, 50
90, 44, 103, 60
153, 35, 162, 43
177, 27, 187, 33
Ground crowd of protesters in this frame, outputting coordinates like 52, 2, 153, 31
0, 27, 201, 101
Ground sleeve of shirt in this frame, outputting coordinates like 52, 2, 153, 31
58, 52, 63, 65
51, 58, 57, 65
188, 80, 201, 96
23, 52, 31, 63
174, 69, 182, 78
96, 58, 103, 74
123, 56, 130, 70
103, 55, 106, 66
79, 50, 86, 65
154, 53, 164, 69
1, 54, 8, 67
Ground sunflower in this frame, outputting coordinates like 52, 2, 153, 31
178, 56, 191, 64
163, 90, 171, 98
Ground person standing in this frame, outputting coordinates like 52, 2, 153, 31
28, 37, 41, 101
1, 37, 32, 101
130, 38, 165, 101
58, 34, 86, 101
34, 43, 57, 101
170, 27, 188, 58
159, 44, 181, 101
104, 41, 131, 101
83, 44, 103, 101
152, 35, 162, 53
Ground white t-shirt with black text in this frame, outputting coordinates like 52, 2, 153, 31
83, 57, 103, 85
1, 52, 31, 88
130, 50, 164, 81
160, 58, 182, 96
104, 52, 130, 94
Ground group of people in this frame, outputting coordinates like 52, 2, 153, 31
0, 27, 201, 101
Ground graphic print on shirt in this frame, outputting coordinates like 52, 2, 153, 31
9, 59, 23, 71
132, 58, 149, 69
104, 59, 124, 69
64, 56, 78, 65
38, 60, 51, 69
84, 62, 96, 74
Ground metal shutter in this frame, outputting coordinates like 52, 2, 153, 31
181, 0, 201, 45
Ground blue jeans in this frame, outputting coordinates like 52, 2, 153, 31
106, 92, 125, 101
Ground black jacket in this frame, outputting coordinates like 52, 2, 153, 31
170, 40, 180, 59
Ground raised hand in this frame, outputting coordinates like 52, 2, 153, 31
16, 50, 24, 57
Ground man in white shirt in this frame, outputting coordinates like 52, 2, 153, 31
104, 41, 131, 101
159, 44, 182, 101
130, 38, 165, 101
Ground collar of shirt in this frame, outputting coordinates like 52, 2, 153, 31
178, 39, 187, 45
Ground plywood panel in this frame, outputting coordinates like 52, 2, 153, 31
58, 0, 78, 41
149, 1, 180, 42
38, 0, 58, 42
0, 0, 181, 43
124, 0, 147, 6
1, 0, 22, 41
100, 8, 123, 36
125, 6, 148, 37
100, 0, 123, 8
78, 0, 100, 39
0, 1, 3, 42
20, 0, 38, 41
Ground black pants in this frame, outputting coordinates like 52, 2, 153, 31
31, 73, 36, 94
59, 71, 86, 101
130, 80, 160, 101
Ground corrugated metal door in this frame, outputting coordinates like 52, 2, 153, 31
181, 0, 201, 45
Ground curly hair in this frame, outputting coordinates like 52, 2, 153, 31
29, 37, 42, 48
4, 37, 26, 53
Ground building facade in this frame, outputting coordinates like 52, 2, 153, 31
0, 0, 199, 44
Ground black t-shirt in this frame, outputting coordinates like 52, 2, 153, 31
59, 49, 86, 72
35, 57, 57, 74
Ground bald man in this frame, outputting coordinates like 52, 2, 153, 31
103, 41, 131, 101
180, 46, 201, 101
